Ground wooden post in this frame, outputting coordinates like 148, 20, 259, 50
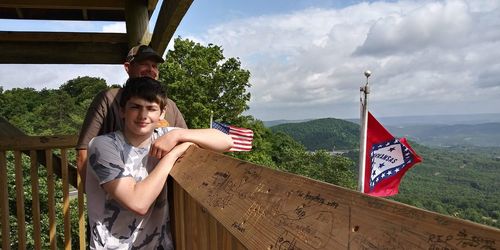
124, 0, 151, 47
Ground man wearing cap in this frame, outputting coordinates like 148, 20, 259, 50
76, 45, 187, 184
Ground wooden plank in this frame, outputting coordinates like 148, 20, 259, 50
0, 135, 78, 151
30, 151, 42, 250
61, 149, 71, 250
208, 214, 219, 250
173, 180, 186, 249
45, 150, 57, 250
348, 196, 499, 249
0, 151, 10, 250
0, 117, 25, 137
14, 151, 26, 249
150, 0, 193, 55
197, 203, 210, 250
170, 147, 500, 249
0, 40, 128, 64
77, 168, 86, 249
0, 31, 127, 43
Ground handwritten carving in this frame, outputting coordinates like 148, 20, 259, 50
273, 230, 301, 250
198, 164, 343, 249
294, 190, 339, 208
455, 229, 496, 249
427, 229, 497, 250
232, 221, 246, 233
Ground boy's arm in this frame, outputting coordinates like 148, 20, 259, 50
102, 142, 193, 216
149, 128, 233, 159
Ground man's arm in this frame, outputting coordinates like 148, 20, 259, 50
76, 89, 114, 184
102, 142, 193, 215
149, 128, 233, 159
165, 98, 187, 129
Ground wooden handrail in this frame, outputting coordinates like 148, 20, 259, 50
0, 118, 79, 187
169, 146, 500, 249
0, 135, 77, 151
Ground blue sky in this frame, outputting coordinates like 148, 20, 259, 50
1, 0, 499, 121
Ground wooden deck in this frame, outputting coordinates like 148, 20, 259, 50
2, 127, 499, 249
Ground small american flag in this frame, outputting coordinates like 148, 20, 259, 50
212, 121, 253, 151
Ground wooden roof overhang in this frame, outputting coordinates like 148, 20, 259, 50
0, 0, 193, 64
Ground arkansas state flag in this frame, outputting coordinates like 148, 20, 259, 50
364, 112, 422, 197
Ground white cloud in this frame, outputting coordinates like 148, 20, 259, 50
192, 0, 500, 120
102, 22, 126, 33
2, 0, 499, 121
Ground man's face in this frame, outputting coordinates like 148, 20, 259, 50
121, 96, 163, 138
124, 59, 159, 80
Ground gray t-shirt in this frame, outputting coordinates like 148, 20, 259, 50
86, 128, 175, 249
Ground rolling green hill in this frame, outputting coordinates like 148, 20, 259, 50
271, 118, 359, 150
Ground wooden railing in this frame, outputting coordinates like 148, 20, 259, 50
170, 147, 500, 249
0, 135, 85, 250
1, 133, 499, 249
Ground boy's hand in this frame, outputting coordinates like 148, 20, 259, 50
150, 130, 181, 158
167, 142, 195, 159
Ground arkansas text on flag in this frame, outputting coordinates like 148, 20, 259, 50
364, 112, 422, 197
212, 121, 253, 151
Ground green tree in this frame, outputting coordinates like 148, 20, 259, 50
59, 76, 108, 104
159, 37, 251, 128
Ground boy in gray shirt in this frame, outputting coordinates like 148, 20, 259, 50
86, 77, 233, 249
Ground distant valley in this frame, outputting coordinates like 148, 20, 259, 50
267, 113, 500, 148
268, 114, 500, 228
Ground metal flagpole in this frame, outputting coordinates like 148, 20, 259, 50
209, 110, 214, 128
358, 70, 371, 192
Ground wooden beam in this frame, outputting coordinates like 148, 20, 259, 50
0, 135, 78, 151
0, 31, 129, 64
148, 0, 160, 13
0, 31, 127, 43
0, 41, 128, 64
150, 0, 193, 56
15, 7, 23, 18
0, 0, 125, 10
124, 0, 151, 47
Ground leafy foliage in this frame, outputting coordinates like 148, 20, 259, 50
159, 37, 251, 128
0, 77, 108, 135
392, 144, 500, 228
271, 118, 360, 150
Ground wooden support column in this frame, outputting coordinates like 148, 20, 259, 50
124, 0, 151, 47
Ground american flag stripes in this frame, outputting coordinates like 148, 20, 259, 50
211, 121, 253, 151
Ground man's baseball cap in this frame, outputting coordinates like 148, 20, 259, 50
126, 45, 165, 63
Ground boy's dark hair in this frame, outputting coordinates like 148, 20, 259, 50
120, 77, 167, 110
